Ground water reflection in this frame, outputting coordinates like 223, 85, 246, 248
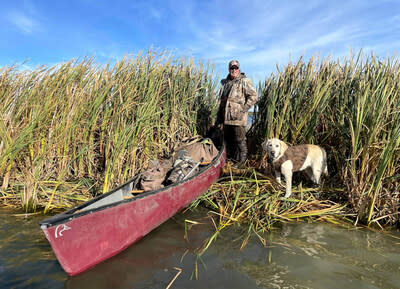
1, 208, 399, 289
234, 223, 400, 289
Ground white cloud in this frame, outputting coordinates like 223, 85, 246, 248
7, 11, 37, 33
2, 0, 399, 85
149, 8, 162, 20
175, 1, 399, 81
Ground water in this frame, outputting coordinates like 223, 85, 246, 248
1, 207, 399, 289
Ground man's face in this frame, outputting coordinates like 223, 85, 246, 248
229, 66, 240, 79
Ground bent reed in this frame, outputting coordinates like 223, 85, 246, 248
189, 166, 348, 258
0, 50, 217, 213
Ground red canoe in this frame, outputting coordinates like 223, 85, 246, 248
40, 145, 225, 276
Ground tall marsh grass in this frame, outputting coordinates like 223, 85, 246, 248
1, 49, 398, 228
0, 50, 218, 212
251, 51, 400, 227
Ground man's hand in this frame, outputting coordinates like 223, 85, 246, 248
242, 104, 250, 113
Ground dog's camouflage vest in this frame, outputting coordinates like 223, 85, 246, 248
273, 145, 309, 172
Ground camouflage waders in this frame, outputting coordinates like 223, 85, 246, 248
224, 125, 247, 163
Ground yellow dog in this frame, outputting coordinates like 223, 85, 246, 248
262, 138, 328, 198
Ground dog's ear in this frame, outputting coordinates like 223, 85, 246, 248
262, 139, 270, 151
261, 140, 266, 151
279, 140, 288, 154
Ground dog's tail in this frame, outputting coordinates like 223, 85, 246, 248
322, 148, 328, 175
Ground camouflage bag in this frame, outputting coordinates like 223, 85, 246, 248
174, 138, 219, 164
165, 154, 200, 185
139, 159, 173, 191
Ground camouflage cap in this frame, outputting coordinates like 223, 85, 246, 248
228, 60, 240, 69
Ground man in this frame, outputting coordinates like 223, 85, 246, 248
215, 60, 257, 166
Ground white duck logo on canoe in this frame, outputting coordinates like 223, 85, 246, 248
55, 224, 71, 238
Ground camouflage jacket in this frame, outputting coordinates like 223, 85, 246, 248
216, 73, 257, 126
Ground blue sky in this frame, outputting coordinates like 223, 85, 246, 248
1, 0, 400, 82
